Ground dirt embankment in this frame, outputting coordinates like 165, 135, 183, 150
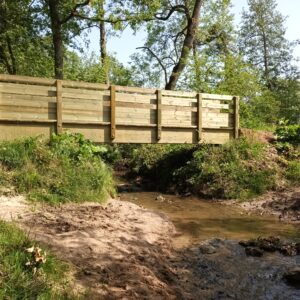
1, 195, 188, 299
232, 187, 300, 223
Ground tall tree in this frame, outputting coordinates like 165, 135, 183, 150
188, 0, 236, 92
99, 1, 109, 83
132, 0, 204, 90
0, 0, 53, 76
239, 0, 298, 88
165, 0, 203, 90
39, 0, 91, 79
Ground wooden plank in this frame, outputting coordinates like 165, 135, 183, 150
0, 74, 56, 86
110, 85, 116, 140
62, 88, 109, 100
111, 127, 232, 144
116, 92, 156, 104
115, 85, 156, 95
0, 111, 56, 120
63, 80, 109, 91
197, 93, 203, 142
63, 120, 110, 126
0, 74, 110, 91
0, 118, 56, 124
62, 125, 110, 143
157, 90, 162, 141
117, 123, 157, 128
162, 97, 230, 109
0, 104, 55, 115
0, 82, 56, 97
0, 93, 56, 104
162, 90, 197, 98
0, 124, 55, 141
56, 80, 63, 134
201, 93, 234, 101
116, 109, 156, 125
116, 101, 156, 110
233, 96, 240, 138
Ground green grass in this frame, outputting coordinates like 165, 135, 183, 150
0, 221, 78, 299
0, 133, 115, 204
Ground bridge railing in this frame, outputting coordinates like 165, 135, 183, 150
0, 74, 239, 144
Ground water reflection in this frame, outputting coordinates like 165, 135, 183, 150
119, 192, 300, 248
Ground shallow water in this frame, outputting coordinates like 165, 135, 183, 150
119, 192, 300, 248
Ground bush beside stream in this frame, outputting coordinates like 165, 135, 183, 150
125, 126, 300, 199
0, 133, 115, 204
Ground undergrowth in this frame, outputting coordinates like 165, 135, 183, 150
0, 133, 115, 204
0, 220, 78, 299
128, 138, 286, 199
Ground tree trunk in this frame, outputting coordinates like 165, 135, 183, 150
165, 0, 203, 90
48, 0, 64, 79
6, 34, 17, 74
262, 30, 270, 88
99, 1, 109, 83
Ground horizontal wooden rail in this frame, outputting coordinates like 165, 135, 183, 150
0, 74, 239, 144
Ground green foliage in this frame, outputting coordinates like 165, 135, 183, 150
274, 120, 300, 160
275, 120, 300, 145
129, 139, 282, 199
0, 221, 77, 299
0, 137, 38, 169
64, 52, 108, 83
240, 90, 280, 130
273, 79, 300, 124
239, 0, 297, 83
285, 161, 300, 183
174, 139, 276, 199
0, 133, 115, 204
0, 0, 54, 77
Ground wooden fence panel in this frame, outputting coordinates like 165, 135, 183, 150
0, 74, 239, 144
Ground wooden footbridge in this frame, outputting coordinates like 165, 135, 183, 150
0, 74, 239, 144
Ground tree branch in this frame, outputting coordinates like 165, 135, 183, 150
137, 46, 168, 86
61, 0, 91, 24
154, 5, 189, 20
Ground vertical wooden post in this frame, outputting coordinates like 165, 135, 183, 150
56, 80, 62, 134
156, 90, 162, 141
110, 85, 116, 140
197, 93, 203, 142
233, 96, 240, 139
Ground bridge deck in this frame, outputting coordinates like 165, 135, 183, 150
0, 74, 239, 144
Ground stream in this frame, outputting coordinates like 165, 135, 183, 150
119, 191, 300, 248
118, 190, 300, 299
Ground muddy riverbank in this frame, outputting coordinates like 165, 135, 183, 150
1, 193, 300, 299
230, 187, 300, 223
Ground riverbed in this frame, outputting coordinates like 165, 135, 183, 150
119, 191, 300, 248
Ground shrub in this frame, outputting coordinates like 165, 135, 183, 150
275, 120, 300, 145
0, 133, 115, 204
285, 161, 300, 183
129, 138, 279, 199
274, 120, 300, 159
174, 138, 277, 199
